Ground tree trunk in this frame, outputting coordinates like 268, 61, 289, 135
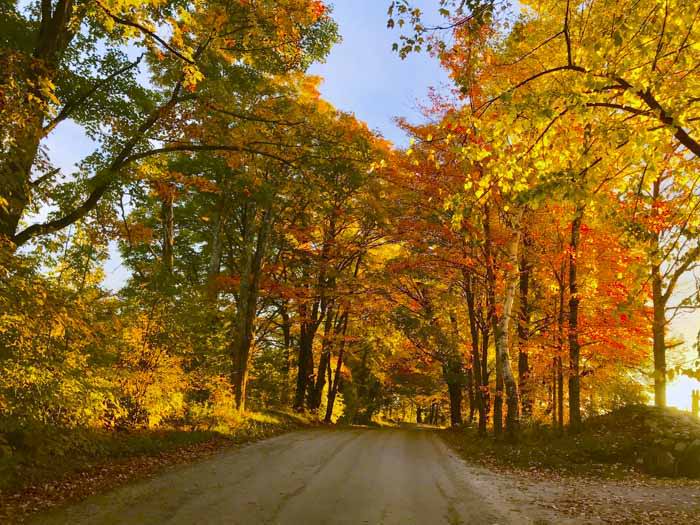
556, 259, 566, 431
0, 125, 40, 241
294, 217, 336, 411
518, 233, 532, 418
651, 261, 667, 408
466, 366, 475, 424
651, 178, 667, 408
464, 272, 487, 434
324, 312, 348, 423
351, 344, 371, 424
230, 316, 254, 412
280, 304, 293, 407
494, 352, 503, 436
1, 0, 77, 242
310, 305, 336, 410
568, 206, 584, 432
447, 380, 463, 427
551, 357, 557, 427
230, 207, 272, 412
480, 322, 491, 430
324, 257, 360, 420
445, 314, 464, 428
483, 206, 502, 437
493, 226, 522, 442
160, 182, 175, 277
557, 356, 564, 431
323, 309, 346, 418
294, 324, 315, 411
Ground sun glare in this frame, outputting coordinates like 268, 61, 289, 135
666, 376, 700, 411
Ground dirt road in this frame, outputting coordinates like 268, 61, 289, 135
32, 428, 531, 525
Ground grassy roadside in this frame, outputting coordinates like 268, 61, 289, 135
439, 405, 700, 480
439, 409, 700, 525
439, 425, 638, 479
0, 410, 315, 523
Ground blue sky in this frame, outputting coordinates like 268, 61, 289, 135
309, 1, 451, 146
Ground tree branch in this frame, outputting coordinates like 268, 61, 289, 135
13, 79, 187, 246
95, 0, 195, 65
208, 105, 304, 127
43, 54, 145, 135
663, 244, 700, 303
123, 143, 299, 168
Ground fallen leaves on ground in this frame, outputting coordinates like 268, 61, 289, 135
441, 430, 700, 524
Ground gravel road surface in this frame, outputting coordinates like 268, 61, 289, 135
32, 427, 528, 525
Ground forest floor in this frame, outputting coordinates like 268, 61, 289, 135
0, 410, 315, 523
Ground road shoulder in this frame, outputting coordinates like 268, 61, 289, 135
439, 430, 700, 524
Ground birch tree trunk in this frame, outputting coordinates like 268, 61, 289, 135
494, 222, 522, 441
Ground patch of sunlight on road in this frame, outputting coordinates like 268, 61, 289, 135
667, 376, 700, 411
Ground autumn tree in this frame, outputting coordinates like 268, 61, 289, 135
621, 147, 700, 407
0, 0, 337, 247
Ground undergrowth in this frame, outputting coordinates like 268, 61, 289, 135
441, 405, 700, 479
0, 409, 313, 494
